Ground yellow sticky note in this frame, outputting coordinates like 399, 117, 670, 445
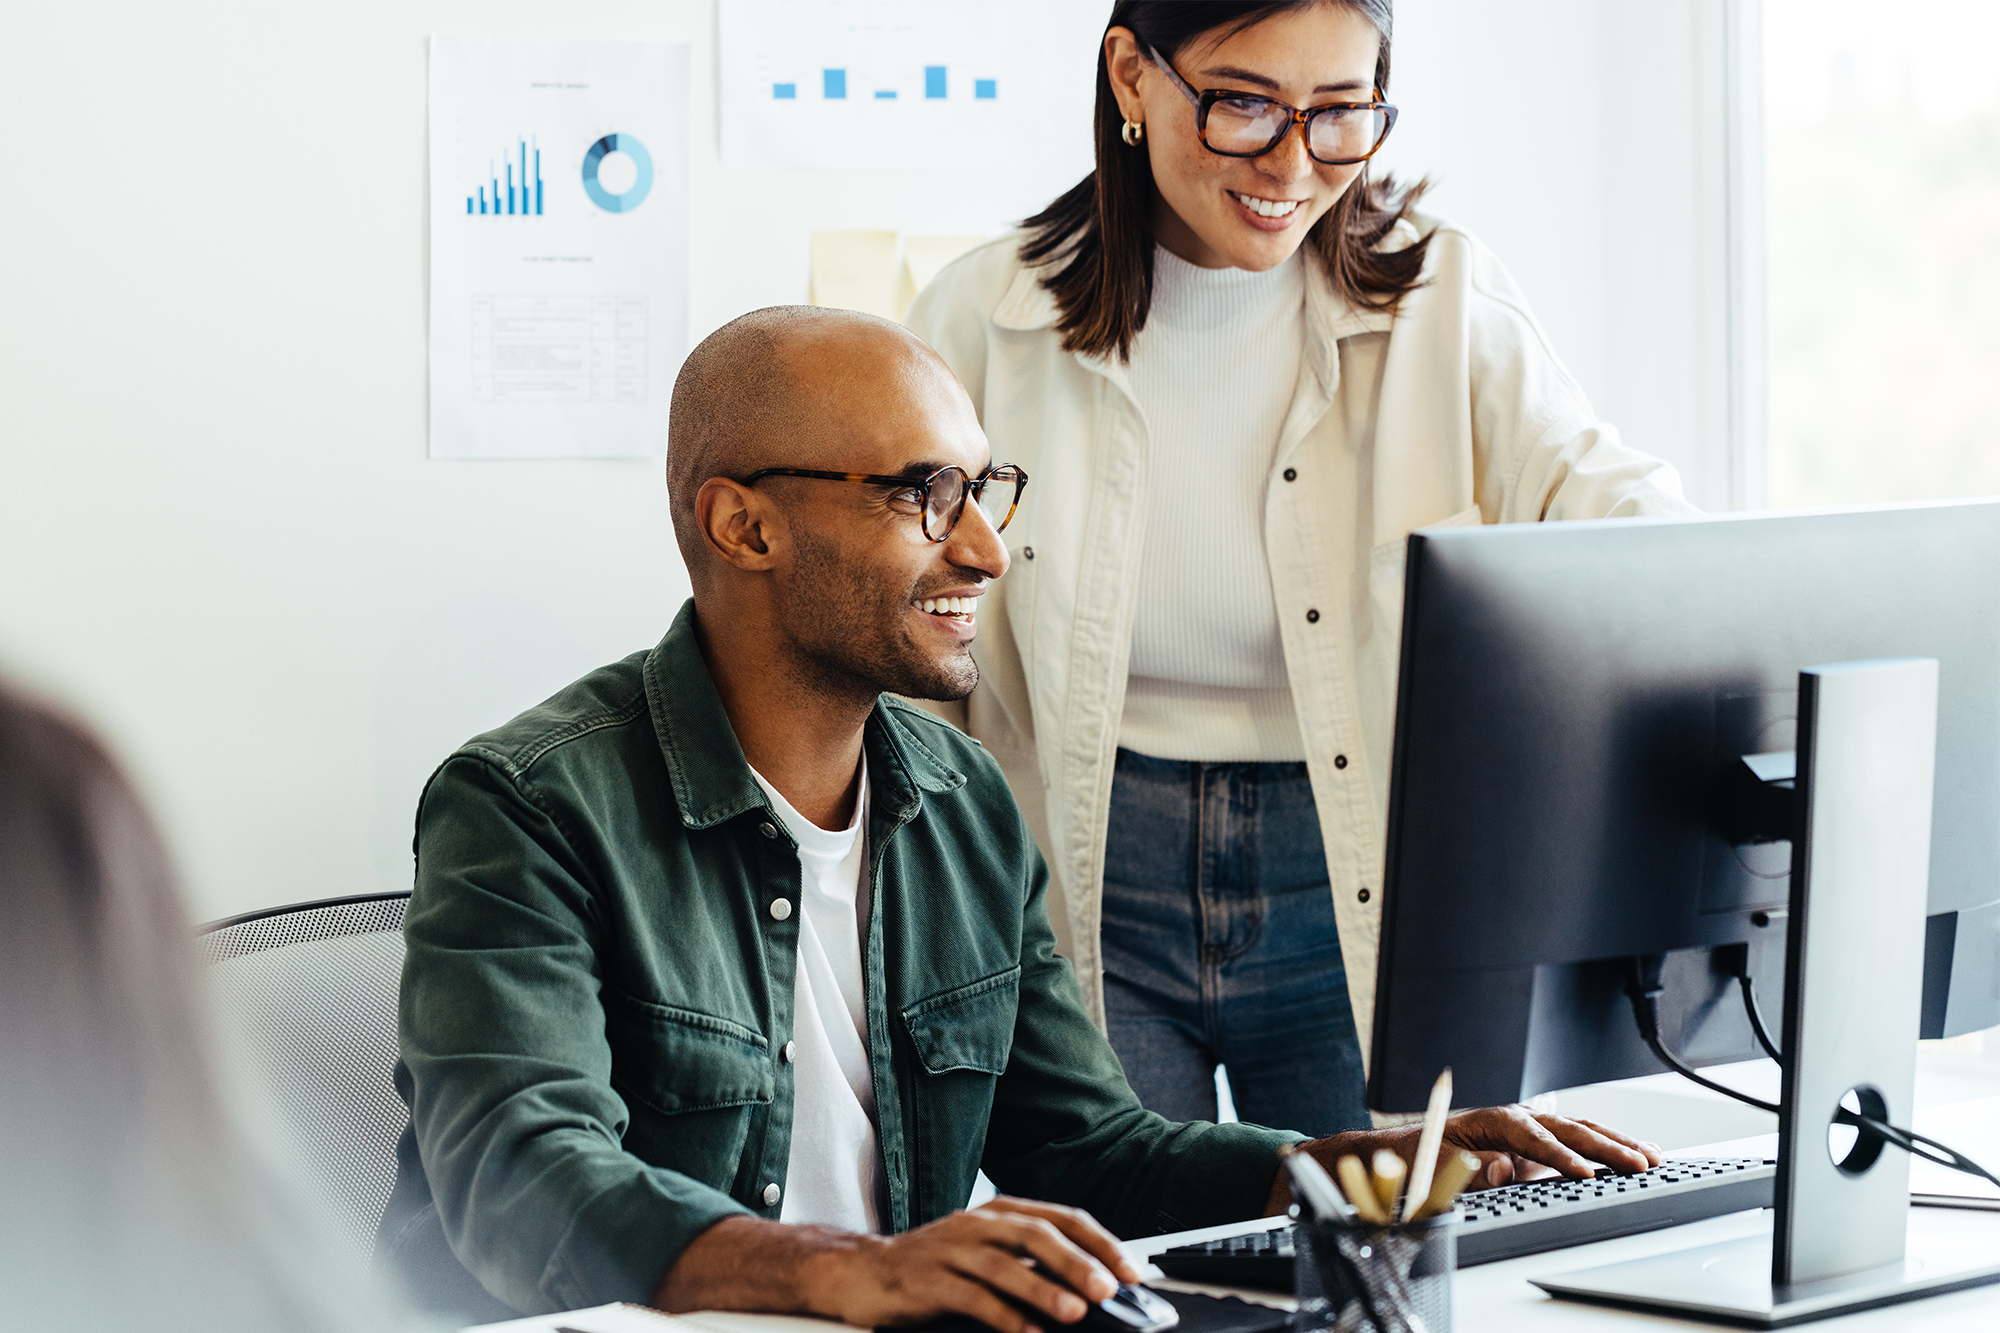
810, 231, 901, 320
897, 234, 989, 320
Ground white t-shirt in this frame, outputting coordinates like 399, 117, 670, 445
748, 760, 886, 1234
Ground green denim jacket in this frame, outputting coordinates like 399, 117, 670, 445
377, 602, 1300, 1317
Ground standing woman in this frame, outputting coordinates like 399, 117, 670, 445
905, 0, 1692, 1135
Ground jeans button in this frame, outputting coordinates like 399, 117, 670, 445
759, 821, 778, 839
763, 1182, 782, 1206
770, 898, 793, 921
783, 1040, 797, 1064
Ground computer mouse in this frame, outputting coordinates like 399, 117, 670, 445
1078, 1282, 1179, 1333
885, 1276, 1180, 1333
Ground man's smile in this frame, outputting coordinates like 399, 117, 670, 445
914, 591, 980, 643
917, 596, 977, 621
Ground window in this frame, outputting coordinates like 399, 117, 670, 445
1764, 0, 2000, 507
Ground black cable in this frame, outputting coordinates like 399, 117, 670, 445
1626, 953, 2000, 1193
1733, 969, 2000, 1189
1642, 1026, 1782, 1115
1836, 1108, 2000, 1193
1738, 973, 1783, 1064
1622, 955, 1781, 1114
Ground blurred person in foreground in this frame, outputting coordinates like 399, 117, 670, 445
378, 306, 1662, 1327
0, 682, 411, 1333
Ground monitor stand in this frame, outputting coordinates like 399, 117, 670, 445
1534, 658, 2000, 1326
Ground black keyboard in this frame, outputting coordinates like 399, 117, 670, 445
1151, 1157, 1775, 1289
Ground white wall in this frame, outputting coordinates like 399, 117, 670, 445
0, 0, 1737, 922
1380, 0, 1750, 511
0, 0, 1102, 922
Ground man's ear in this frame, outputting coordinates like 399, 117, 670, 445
695, 477, 785, 572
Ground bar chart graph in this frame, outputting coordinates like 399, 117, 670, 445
466, 135, 545, 216
722, 0, 1045, 169
786, 64, 995, 102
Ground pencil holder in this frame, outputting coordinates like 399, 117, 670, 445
1291, 1211, 1455, 1333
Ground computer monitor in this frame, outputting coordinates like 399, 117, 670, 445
1367, 500, 2000, 1114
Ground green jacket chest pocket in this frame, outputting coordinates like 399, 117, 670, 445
901, 966, 1019, 1223
603, 988, 772, 1189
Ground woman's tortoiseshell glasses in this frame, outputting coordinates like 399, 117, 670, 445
1149, 44, 1398, 166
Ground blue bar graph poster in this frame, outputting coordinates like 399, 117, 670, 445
466, 136, 545, 215
719, 0, 1049, 169
428, 36, 689, 460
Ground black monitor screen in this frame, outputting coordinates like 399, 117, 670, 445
1368, 501, 2000, 1112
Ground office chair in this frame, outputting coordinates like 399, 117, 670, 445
197, 891, 410, 1264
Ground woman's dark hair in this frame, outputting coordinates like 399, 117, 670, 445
1021, 0, 1430, 361
0, 684, 390, 1332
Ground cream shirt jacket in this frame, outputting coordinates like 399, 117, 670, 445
903, 214, 1697, 1062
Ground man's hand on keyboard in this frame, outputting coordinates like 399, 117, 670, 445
1266, 1106, 1663, 1213
1432, 1105, 1663, 1189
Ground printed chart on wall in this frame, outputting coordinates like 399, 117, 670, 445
428, 36, 688, 459
719, 0, 1050, 170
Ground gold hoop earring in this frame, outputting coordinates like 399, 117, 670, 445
1121, 119, 1145, 146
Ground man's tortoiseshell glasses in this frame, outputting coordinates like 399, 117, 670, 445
742, 464, 1028, 543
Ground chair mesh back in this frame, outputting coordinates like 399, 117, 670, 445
198, 894, 409, 1264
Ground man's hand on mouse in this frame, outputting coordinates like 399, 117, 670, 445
1264, 1105, 1666, 1214
840, 1197, 1142, 1333
656, 1197, 1142, 1333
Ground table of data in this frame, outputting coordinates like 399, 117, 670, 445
470, 295, 647, 403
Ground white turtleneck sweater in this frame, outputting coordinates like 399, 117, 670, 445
1119, 246, 1309, 762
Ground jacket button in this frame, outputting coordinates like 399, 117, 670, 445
759, 821, 778, 839
1283, 468, 1298, 482
782, 1040, 797, 1064
769, 898, 793, 921
1306, 609, 1320, 623
762, 1182, 782, 1206
1358, 887, 1372, 903
1022, 545, 1035, 560
1334, 754, 1348, 769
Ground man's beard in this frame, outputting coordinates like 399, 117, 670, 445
779, 520, 981, 703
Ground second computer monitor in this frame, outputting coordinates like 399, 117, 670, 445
1367, 501, 2000, 1113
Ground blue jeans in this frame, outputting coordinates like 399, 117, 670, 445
1100, 747, 1369, 1136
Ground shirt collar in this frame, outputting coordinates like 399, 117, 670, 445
643, 600, 964, 832
993, 259, 1059, 332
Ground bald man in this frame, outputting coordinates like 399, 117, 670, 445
376, 308, 1660, 1325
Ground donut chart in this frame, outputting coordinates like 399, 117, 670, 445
581, 133, 654, 213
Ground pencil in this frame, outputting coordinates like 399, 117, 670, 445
1400, 1068, 1453, 1222
1371, 1148, 1408, 1216
1336, 1153, 1392, 1224
1280, 1144, 1359, 1224
1411, 1149, 1483, 1221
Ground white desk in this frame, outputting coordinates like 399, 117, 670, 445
474, 1095, 2000, 1333
1126, 1186, 2000, 1333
